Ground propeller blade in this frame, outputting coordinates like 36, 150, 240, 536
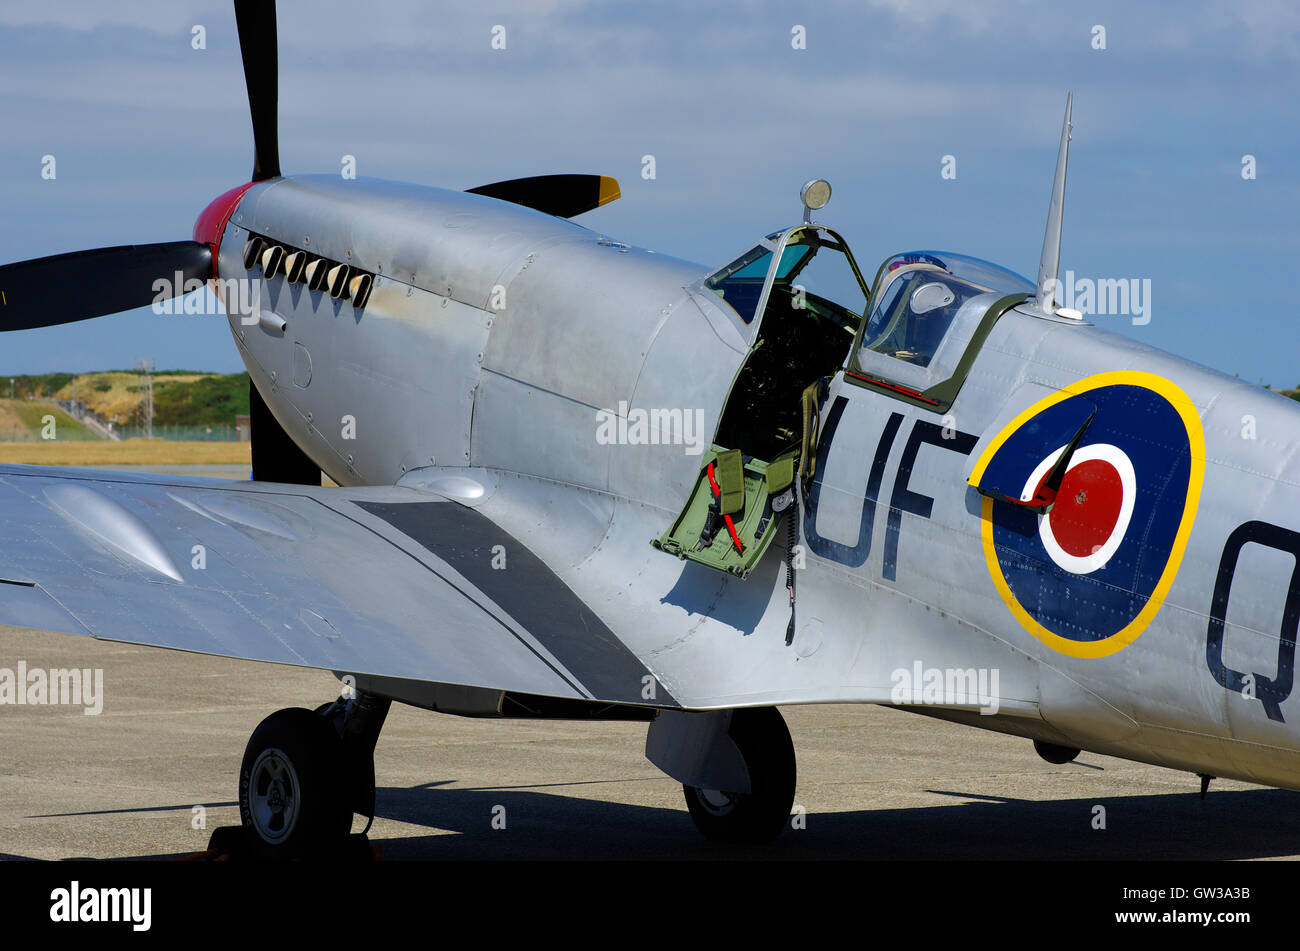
250, 381, 320, 484
467, 174, 620, 218
234, 0, 280, 182
0, 241, 212, 332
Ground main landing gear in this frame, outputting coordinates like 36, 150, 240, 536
682, 707, 797, 844
646, 706, 797, 844
234, 687, 390, 859
225, 694, 797, 855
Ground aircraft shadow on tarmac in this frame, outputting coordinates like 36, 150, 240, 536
364, 782, 1300, 860
12, 782, 1300, 861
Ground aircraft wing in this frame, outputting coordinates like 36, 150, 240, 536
0, 465, 672, 707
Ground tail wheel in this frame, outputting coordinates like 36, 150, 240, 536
683, 706, 796, 844
1034, 739, 1081, 765
239, 707, 350, 857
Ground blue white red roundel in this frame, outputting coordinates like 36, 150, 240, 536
970, 371, 1205, 658
1024, 442, 1136, 575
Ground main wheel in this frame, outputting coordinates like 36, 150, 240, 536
239, 707, 350, 857
683, 706, 796, 844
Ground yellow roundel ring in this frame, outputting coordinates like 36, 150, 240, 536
975, 370, 1205, 659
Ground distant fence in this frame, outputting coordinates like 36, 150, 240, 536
0, 427, 103, 442
0, 424, 243, 442
112, 425, 244, 442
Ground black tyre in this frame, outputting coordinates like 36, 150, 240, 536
683, 706, 796, 844
239, 707, 350, 857
1034, 739, 1081, 765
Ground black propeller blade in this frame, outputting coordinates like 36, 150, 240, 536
467, 174, 620, 218
0, 2, 279, 332
250, 382, 320, 484
231, 1, 316, 483
234, 0, 280, 182
0, 241, 212, 332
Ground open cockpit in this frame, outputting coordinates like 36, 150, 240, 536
655, 214, 1036, 579
710, 225, 867, 462
653, 223, 870, 576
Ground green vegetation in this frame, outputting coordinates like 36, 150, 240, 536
31, 370, 251, 425
152, 373, 250, 426
4, 373, 74, 400
0, 400, 94, 441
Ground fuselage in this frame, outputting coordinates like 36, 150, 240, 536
204, 174, 1300, 793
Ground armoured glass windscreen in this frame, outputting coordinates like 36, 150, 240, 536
705, 245, 777, 324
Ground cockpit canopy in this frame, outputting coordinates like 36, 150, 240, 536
701, 234, 1036, 411
662, 233, 1037, 579
703, 227, 869, 335
874, 251, 1036, 298
859, 252, 1032, 369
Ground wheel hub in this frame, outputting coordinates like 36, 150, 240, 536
248, 748, 300, 843
697, 788, 737, 816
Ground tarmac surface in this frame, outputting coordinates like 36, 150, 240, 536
1, 466, 1298, 862
3, 620, 1300, 862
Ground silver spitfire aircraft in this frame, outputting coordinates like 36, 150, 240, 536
2, 2, 1298, 855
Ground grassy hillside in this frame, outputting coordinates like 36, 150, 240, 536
0, 400, 95, 441
7, 371, 250, 426
149, 373, 249, 426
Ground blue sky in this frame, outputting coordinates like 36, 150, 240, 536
1, 1, 1297, 385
